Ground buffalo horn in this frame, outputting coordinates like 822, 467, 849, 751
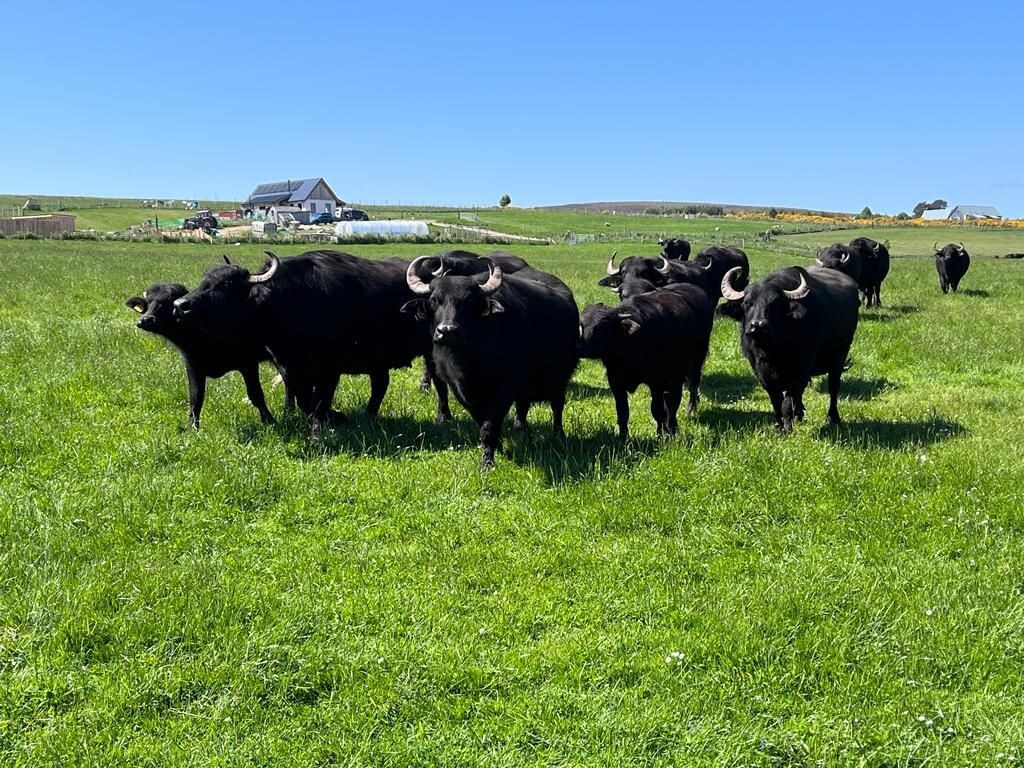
933, 242, 941, 253
701, 257, 713, 271
958, 242, 965, 251
783, 273, 810, 300
721, 267, 746, 301
406, 256, 433, 295
815, 247, 824, 267
606, 250, 619, 276
656, 255, 671, 274
477, 256, 503, 295
248, 252, 279, 284
839, 250, 850, 264
431, 256, 445, 277
222, 255, 232, 265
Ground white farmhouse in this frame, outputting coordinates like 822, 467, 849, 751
246, 178, 344, 224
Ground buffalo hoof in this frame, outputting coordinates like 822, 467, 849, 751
479, 451, 496, 470
775, 420, 793, 435
435, 411, 449, 426
420, 379, 433, 394
259, 411, 276, 425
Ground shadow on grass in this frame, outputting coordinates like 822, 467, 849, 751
238, 412, 477, 460
504, 429, 660, 484
859, 304, 920, 322
568, 380, 609, 399
702, 372, 757, 401
815, 376, 896, 401
699, 405, 770, 436
239, 409, 660, 482
817, 417, 967, 448
958, 288, 990, 298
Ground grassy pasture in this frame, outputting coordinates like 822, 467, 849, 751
779, 226, 1024, 259
2, 226, 1024, 765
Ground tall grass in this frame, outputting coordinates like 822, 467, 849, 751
2, 230, 1024, 765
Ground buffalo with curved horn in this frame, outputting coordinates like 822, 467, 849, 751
725, 264, 859, 432
934, 242, 970, 293
813, 243, 861, 283
847, 237, 890, 307
172, 249, 451, 433
654, 245, 750, 305
402, 255, 579, 468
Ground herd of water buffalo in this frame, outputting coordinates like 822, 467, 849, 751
126, 237, 973, 466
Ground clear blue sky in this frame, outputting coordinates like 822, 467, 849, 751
2, 1, 1021, 216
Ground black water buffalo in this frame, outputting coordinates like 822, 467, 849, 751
172, 250, 450, 433
403, 256, 579, 468
848, 237, 890, 307
411, 250, 545, 391
598, 251, 671, 290
654, 245, 750, 303
934, 242, 970, 293
578, 284, 715, 440
722, 265, 859, 432
658, 237, 692, 261
616, 277, 659, 300
126, 280, 286, 428
413, 249, 531, 278
814, 243, 862, 282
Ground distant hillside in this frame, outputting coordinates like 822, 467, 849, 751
539, 201, 851, 216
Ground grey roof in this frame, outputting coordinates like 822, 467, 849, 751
951, 205, 1001, 218
247, 178, 341, 206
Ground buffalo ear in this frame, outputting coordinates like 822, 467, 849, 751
598, 274, 623, 289
222, 255, 232, 265
126, 296, 147, 313
618, 312, 641, 335
482, 299, 505, 316
400, 299, 429, 321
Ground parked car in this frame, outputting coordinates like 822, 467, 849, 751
309, 212, 334, 225
339, 207, 369, 221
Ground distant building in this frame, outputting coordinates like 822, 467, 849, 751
246, 178, 344, 224
948, 205, 1001, 221
920, 209, 950, 221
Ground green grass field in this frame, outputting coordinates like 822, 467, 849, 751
3, 223, 1024, 765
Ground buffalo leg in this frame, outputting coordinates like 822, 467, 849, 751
184, 361, 206, 430
478, 404, 511, 468
940, 274, 949, 294
791, 385, 806, 422
550, 392, 566, 439
951, 279, 960, 293
650, 385, 668, 436
434, 378, 452, 425
685, 364, 702, 416
825, 369, 843, 426
768, 388, 789, 433
873, 285, 882, 308
513, 400, 531, 432
612, 386, 630, 441
419, 360, 433, 393
240, 365, 275, 424
664, 383, 683, 435
366, 369, 390, 417
311, 375, 344, 434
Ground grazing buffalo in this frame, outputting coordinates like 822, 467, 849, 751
848, 237, 891, 307
172, 250, 450, 433
126, 279, 285, 428
658, 237, 692, 261
934, 242, 970, 293
814, 243, 862, 282
722, 265, 859, 432
403, 256, 579, 468
578, 284, 714, 440
654, 245, 750, 303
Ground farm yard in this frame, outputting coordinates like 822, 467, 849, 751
3, 215, 1024, 766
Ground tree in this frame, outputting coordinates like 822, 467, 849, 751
499, 194, 511, 208
768, 207, 779, 218
896, 212, 910, 220
859, 206, 873, 218
913, 199, 947, 218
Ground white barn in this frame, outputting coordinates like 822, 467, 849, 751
948, 205, 1001, 221
246, 178, 344, 223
